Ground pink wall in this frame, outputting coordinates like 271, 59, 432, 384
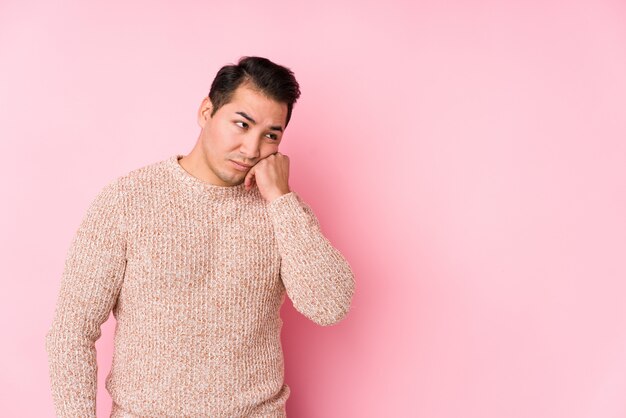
2, 0, 625, 417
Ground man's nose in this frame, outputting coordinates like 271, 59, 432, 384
239, 134, 261, 160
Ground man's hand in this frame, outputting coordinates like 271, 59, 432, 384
244, 152, 291, 203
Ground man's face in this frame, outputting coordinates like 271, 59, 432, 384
196, 83, 288, 187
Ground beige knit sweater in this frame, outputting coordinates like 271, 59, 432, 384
45, 154, 355, 418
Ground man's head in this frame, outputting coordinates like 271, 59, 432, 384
208, 56, 301, 128
189, 56, 301, 187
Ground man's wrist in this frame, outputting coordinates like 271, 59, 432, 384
267, 188, 291, 204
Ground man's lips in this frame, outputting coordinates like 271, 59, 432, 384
230, 160, 252, 171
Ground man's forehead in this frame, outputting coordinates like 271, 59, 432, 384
227, 86, 287, 125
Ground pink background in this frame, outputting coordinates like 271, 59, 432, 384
2, 1, 625, 417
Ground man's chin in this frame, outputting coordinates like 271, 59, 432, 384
221, 174, 246, 187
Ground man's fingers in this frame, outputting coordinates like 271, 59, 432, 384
244, 166, 255, 188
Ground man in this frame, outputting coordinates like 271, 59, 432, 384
44, 56, 355, 418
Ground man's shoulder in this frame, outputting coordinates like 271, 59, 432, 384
109, 155, 172, 191
97, 159, 170, 202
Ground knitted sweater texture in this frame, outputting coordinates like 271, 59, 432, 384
45, 154, 355, 418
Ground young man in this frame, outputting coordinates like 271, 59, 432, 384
45, 56, 355, 418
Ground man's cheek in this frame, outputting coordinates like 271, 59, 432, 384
255, 156, 271, 168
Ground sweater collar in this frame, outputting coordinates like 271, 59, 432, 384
166, 154, 252, 199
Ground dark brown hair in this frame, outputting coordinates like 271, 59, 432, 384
208, 56, 301, 127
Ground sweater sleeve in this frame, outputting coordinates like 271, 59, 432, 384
45, 179, 128, 418
266, 192, 355, 326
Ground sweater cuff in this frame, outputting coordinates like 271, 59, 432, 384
268, 191, 297, 207
266, 191, 320, 230
267, 191, 301, 217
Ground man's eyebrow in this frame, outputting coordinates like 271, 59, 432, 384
235, 111, 283, 132
235, 111, 256, 124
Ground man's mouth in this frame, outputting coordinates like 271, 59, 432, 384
230, 160, 252, 171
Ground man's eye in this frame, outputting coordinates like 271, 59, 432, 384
266, 133, 278, 140
235, 121, 248, 129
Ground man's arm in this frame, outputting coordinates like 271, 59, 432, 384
266, 192, 355, 326
45, 179, 128, 418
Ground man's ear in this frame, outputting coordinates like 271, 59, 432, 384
197, 96, 213, 128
